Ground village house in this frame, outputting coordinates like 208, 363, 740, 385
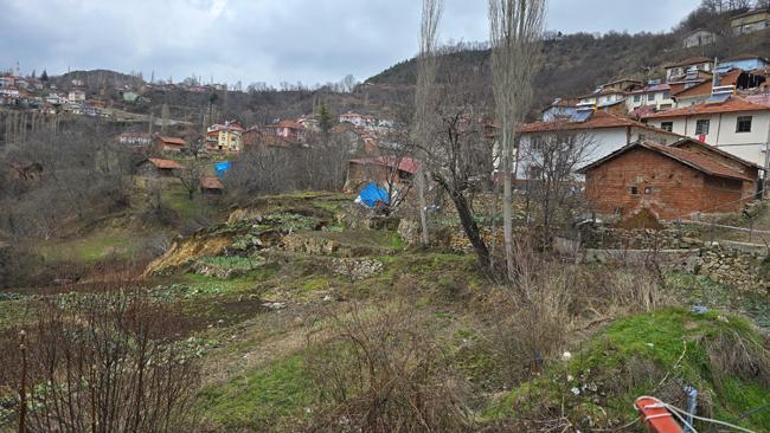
206, 120, 244, 153
717, 55, 770, 73
517, 110, 684, 179
264, 119, 304, 142
345, 156, 421, 191
683, 29, 717, 48
339, 111, 376, 128
664, 57, 713, 83
580, 140, 755, 221
136, 158, 184, 177
626, 82, 676, 112
157, 136, 186, 152
67, 89, 86, 103
731, 8, 770, 35
642, 96, 770, 167
199, 176, 224, 195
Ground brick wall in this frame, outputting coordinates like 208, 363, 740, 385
585, 147, 745, 220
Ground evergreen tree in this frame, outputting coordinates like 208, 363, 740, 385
317, 102, 334, 138
40, 70, 49, 82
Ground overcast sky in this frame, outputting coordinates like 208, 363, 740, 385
0, 0, 701, 86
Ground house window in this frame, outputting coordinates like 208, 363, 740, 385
634, 95, 641, 103
661, 122, 673, 132
662, 91, 670, 99
695, 119, 710, 135
630, 186, 639, 195
736, 116, 752, 133
647, 93, 655, 102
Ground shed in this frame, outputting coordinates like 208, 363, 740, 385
579, 140, 754, 221
200, 176, 224, 194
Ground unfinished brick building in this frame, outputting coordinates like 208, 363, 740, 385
579, 140, 758, 221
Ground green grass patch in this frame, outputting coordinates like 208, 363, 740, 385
37, 228, 139, 263
488, 308, 770, 431
198, 354, 314, 431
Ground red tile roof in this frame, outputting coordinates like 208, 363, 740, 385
673, 69, 743, 99
580, 140, 751, 181
148, 158, 184, 170
158, 136, 186, 146
349, 156, 421, 175
200, 176, 224, 190
277, 119, 302, 129
642, 96, 770, 119
519, 111, 682, 138
670, 137, 763, 170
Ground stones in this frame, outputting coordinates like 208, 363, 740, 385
331, 258, 384, 281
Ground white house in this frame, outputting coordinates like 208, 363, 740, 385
643, 97, 770, 167
339, 111, 376, 128
731, 9, 770, 35
68, 89, 86, 103
626, 83, 675, 112
683, 29, 717, 49
665, 57, 713, 83
516, 110, 684, 178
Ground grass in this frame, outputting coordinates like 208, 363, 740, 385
37, 227, 140, 263
198, 354, 315, 431
488, 308, 770, 431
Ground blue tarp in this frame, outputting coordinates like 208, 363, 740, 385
358, 183, 390, 208
214, 161, 232, 178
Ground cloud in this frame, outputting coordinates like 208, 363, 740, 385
0, 0, 701, 85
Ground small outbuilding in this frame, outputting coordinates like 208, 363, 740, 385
137, 158, 184, 177
199, 176, 224, 194
579, 140, 755, 221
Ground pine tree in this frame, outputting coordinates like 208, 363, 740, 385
41, 70, 48, 82
317, 102, 334, 138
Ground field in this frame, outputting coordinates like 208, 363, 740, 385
1, 192, 769, 433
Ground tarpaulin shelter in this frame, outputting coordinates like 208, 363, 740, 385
357, 183, 390, 208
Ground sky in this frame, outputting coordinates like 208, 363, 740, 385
0, 0, 701, 86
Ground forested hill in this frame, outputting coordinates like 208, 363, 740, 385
365, 7, 770, 114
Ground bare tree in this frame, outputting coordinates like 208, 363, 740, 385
517, 130, 595, 247
489, 0, 547, 280
413, 0, 443, 246
5, 293, 200, 433
172, 161, 203, 201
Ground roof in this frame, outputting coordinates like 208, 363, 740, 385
672, 69, 743, 99
642, 96, 770, 119
579, 140, 751, 181
664, 57, 712, 69
277, 119, 302, 129
519, 111, 682, 138
209, 121, 245, 132
731, 8, 770, 20
200, 176, 224, 190
349, 156, 421, 175
670, 137, 763, 170
147, 158, 184, 170
723, 54, 770, 64
746, 93, 770, 106
158, 136, 186, 146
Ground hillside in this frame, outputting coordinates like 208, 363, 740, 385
366, 13, 770, 117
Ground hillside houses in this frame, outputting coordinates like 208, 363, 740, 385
643, 96, 770, 167
516, 110, 684, 179
731, 8, 770, 35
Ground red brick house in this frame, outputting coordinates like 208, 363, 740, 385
345, 156, 421, 191
579, 140, 755, 221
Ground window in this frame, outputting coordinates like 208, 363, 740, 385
634, 95, 641, 103
630, 186, 639, 195
736, 116, 752, 133
647, 93, 655, 102
662, 91, 670, 99
695, 119, 710, 135
661, 122, 674, 132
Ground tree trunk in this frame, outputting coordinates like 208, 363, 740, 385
502, 132, 515, 281
417, 169, 430, 247
449, 187, 490, 269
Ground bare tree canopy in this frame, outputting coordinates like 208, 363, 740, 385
489, 0, 547, 280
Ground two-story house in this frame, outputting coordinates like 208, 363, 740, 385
731, 9, 770, 35
206, 120, 245, 153
643, 97, 770, 167
626, 82, 675, 112
664, 57, 713, 83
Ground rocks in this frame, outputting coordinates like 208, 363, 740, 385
283, 233, 340, 255
331, 258, 384, 281
262, 301, 287, 311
